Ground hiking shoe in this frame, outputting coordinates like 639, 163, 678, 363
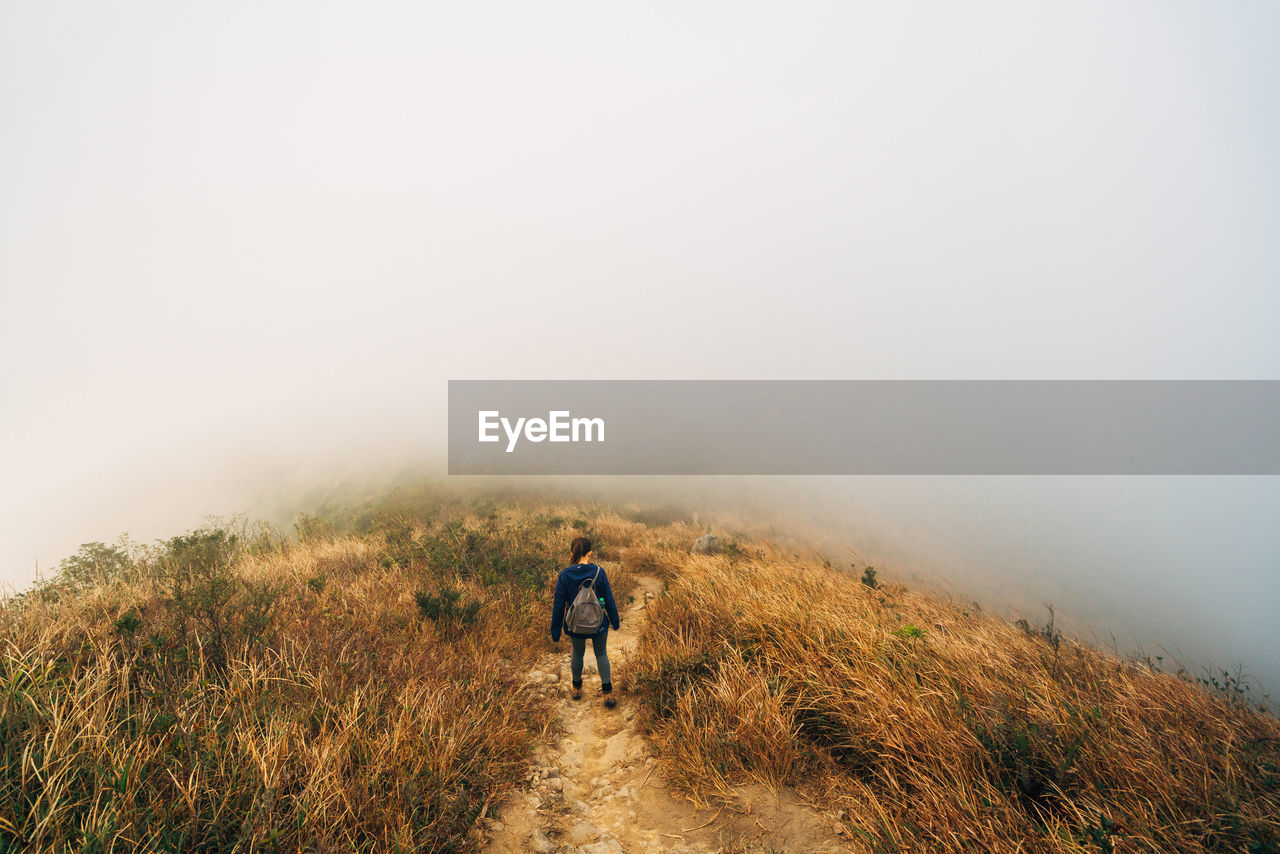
572, 685, 583, 700
603, 695, 616, 709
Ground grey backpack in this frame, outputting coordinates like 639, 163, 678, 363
564, 565, 604, 634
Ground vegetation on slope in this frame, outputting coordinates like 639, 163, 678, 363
2, 481, 1276, 853
626, 545, 1280, 853
0, 485, 674, 852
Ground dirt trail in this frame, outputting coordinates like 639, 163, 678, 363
482, 570, 852, 854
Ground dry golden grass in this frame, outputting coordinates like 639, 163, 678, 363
626, 543, 1280, 853
1, 549, 542, 851
3, 488, 1276, 853
0, 495, 661, 852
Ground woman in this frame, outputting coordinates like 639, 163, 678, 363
551, 536, 621, 707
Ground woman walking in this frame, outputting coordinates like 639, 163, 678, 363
551, 537, 621, 707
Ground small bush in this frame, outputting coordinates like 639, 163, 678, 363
52, 540, 140, 592
113, 609, 143, 637
634, 649, 724, 720
159, 527, 241, 667
416, 520, 557, 591
892, 624, 925, 640
293, 512, 334, 543
414, 588, 482, 637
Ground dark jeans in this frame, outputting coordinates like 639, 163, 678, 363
570, 626, 611, 687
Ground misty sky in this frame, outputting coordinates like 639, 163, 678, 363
2, 3, 1277, 685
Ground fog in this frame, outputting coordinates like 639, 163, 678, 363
3, 3, 1278, 690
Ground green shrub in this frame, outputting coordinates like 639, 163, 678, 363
160, 529, 240, 661
892, 624, 925, 640
113, 610, 143, 637
156, 526, 277, 669
414, 588, 482, 637
966, 697, 1084, 817
634, 650, 723, 720
51, 541, 140, 592
417, 520, 556, 591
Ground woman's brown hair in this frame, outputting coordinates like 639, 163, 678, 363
570, 536, 593, 564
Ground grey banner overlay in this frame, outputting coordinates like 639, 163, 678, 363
448, 381, 1280, 475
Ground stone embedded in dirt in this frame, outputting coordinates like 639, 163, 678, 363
543, 767, 559, 779
691, 534, 722, 555
544, 672, 559, 684
576, 841, 624, 854
568, 820, 599, 845
545, 778, 563, 792
529, 828, 553, 852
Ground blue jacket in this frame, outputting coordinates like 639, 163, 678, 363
551, 563, 620, 641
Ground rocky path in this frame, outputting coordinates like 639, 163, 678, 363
482, 571, 853, 854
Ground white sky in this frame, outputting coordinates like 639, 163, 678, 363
2, 2, 1277, 683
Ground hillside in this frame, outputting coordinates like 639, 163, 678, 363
1, 482, 1276, 852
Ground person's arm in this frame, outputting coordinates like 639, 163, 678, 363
599, 569, 621, 631
551, 572, 566, 641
